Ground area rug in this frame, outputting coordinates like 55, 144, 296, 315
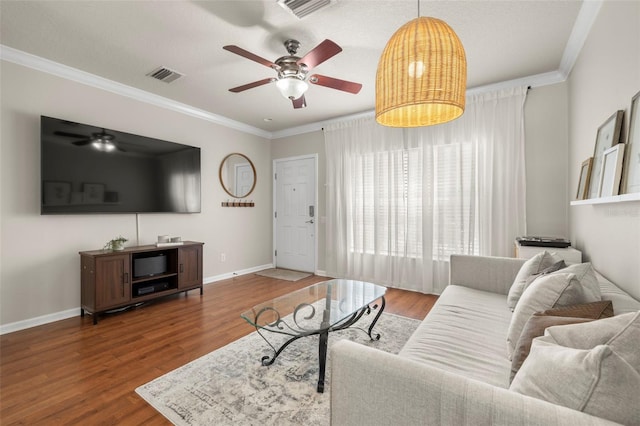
136, 309, 420, 425
255, 268, 312, 281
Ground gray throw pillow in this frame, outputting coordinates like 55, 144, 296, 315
546, 262, 600, 299
510, 312, 640, 425
509, 300, 613, 383
507, 251, 563, 310
506, 272, 601, 359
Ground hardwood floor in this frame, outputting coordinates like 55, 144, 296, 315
0, 274, 437, 425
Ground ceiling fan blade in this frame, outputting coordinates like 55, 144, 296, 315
309, 74, 362, 94
292, 95, 307, 109
297, 39, 342, 70
72, 139, 91, 146
55, 131, 88, 139
223, 45, 280, 70
229, 78, 276, 93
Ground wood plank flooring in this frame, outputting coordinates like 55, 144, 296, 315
0, 274, 437, 425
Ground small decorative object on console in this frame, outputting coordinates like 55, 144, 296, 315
156, 235, 184, 247
104, 236, 127, 251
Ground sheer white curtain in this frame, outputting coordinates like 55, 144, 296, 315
325, 86, 527, 294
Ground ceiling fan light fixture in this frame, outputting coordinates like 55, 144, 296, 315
92, 140, 116, 152
375, 16, 467, 127
276, 77, 309, 100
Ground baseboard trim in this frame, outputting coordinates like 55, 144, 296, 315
204, 263, 273, 285
0, 308, 81, 335
0, 263, 275, 335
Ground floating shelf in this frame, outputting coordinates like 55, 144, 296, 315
570, 192, 640, 206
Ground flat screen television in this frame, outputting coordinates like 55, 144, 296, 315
41, 116, 201, 214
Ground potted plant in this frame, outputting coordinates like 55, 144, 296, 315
104, 236, 128, 251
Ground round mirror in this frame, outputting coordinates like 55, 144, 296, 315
219, 153, 256, 198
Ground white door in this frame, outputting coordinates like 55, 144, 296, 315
274, 157, 316, 272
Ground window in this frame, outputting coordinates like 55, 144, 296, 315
432, 142, 479, 258
349, 147, 422, 258
349, 142, 479, 260
326, 87, 527, 293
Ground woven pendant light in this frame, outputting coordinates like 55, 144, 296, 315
376, 16, 467, 127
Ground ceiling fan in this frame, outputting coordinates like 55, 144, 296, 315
54, 129, 124, 152
223, 39, 362, 109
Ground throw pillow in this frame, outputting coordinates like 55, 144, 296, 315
509, 300, 613, 382
546, 309, 639, 350
519, 260, 567, 303
510, 311, 640, 425
539, 299, 613, 319
506, 272, 601, 359
546, 262, 601, 302
507, 251, 563, 310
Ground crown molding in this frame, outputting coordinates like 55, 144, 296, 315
1, 0, 599, 141
271, 110, 375, 139
271, 69, 568, 139
0, 45, 272, 139
559, 0, 603, 78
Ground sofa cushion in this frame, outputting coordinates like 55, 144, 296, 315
506, 271, 601, 359
507, 251, 563, 310
509, 300, 613, 382
510, 311, 640, 425
597, 270, 640, 314
399, 285, 511, 388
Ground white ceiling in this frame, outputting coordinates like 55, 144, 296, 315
1, 1, 586, 136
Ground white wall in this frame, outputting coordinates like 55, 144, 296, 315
1, 61, 273, 328
524, 83, 570, 238
568, 0, 640, 299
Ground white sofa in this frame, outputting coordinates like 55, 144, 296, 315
330, 254, 640, 425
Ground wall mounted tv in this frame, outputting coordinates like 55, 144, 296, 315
41, 116, 201, 214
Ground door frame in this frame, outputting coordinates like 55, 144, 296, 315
272, 154, 318, 273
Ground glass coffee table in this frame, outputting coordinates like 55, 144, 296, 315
241, 279, 387, 392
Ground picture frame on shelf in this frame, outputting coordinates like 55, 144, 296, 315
587, 110, 624, 198
43, 181, 71, 206
83, 183, 105, 204
598, 144, 625, 197
576, 157, 593, 200
620, 91, 640, 194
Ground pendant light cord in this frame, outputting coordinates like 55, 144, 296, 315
417, 0, 420, 17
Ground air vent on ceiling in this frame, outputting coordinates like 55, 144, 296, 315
277, 0, 336, 19
146, 66, 184, 83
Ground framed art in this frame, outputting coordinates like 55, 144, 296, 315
621, 91, 640, 194
43, 181, 71, 206
598, 144, 625, 197
83, 183, 105, 204
576, 157, 593, 200
587, 110, 624, 198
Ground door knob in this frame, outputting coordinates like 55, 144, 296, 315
305, 219, 314, 224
